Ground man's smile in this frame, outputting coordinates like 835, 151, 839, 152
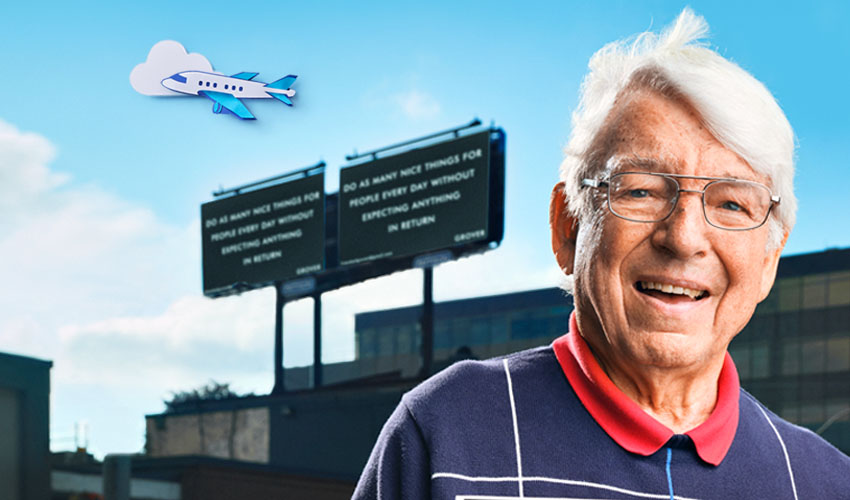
636, 280, 708, 301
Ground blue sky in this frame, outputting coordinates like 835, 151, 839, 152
1, 1, 848, 456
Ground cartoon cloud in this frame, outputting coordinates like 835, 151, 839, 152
130, 41, 215, 96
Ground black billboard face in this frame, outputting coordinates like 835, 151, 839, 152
338, 131, 491, 266
201, 173, 324, 296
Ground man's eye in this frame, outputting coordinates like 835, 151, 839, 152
721, 201, 742, 211
628, 189, 650, 198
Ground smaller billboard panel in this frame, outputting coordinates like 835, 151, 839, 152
201, 173, 325, 296
338, 131, 491, 265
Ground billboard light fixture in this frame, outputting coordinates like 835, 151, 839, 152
281, 276, 317, 298
213, 160, 326, 198
345, 118, 482, 162
413, 251, 454, 269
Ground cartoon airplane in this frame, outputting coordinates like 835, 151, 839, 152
161, 71, 296, 120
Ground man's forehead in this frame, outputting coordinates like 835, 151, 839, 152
605, 154, 750, 181
599, 91, 767, 184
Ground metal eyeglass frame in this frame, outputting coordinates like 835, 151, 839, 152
581, 171, 781, 231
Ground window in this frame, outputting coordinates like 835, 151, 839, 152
451, 318, 472, 348
782, 339, 800, 375
802, 274, 827, 309
751, 343, 770, 378
359, 329, 376, 358
826, 337, 850, 372
377, 327, 395, 356
213, 83, 217, 88
397, 325, 415, 355
491, 318, 509, 343
828, 271, 850, 306
777, 311, 799, 338
470, 318, 490, 346
224, 84, 229, 90
800, 403, 825, 424
434, 320, 456, 349
778, 278, 802, 311
801, 339, 826, 375
198, 80, 203, 86
206, 82, 210, 87
239, 86, 244, 91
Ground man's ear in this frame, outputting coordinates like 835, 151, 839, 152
550, 182, 579, 275
758, 230, 789, 301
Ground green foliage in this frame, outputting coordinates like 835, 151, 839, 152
163, 380, 251, 412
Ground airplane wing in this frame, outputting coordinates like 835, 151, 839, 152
231, 72, 259, 80
199, 91, 255, 120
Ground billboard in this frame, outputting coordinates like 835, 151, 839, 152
338, 131, 494, 266
201, 173, 325, 296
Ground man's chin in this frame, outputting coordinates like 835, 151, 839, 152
628, 334, 717, 371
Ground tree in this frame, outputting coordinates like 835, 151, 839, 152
163, 380, 250, 413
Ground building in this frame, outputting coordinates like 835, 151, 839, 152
0, 351, 52, 500
729, 247, 850, 452
354, 287, 573, 377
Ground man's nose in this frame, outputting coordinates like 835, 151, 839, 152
651, 191, 710, 259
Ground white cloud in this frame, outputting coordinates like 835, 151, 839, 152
393, 89, 441, 120
57, 291, 276, 388
0, 120, 66, 213
0, 120, 190, 355
129, 40, 215, 96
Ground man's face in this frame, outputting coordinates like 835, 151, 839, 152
568, 90, 784, 374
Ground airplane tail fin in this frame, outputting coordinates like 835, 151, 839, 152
269, 93, 293, 106
266, 75, 297, 90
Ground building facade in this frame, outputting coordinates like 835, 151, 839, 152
354, 287, 574, 376
0, 351, 52, 500
729, 247, 850, 452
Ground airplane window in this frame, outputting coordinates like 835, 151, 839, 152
239, 86, 243, 91
224, 84, 229, 90
206, 82, 210, 87
199, 81, 203, 86
213, 83, 217, 88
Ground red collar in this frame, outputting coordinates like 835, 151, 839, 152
552, 312, 739, 466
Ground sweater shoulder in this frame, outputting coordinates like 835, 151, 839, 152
740, 390, 850, 475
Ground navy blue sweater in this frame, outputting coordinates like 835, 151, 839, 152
353, 341, 850, 499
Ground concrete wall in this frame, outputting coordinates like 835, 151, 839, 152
146, 407, 269, 463
145, 382, 412, 482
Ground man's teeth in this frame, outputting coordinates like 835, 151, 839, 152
640, 281, 705, 299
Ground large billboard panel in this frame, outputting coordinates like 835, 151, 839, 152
201, 173, 325, 296
338, 131, 492, 266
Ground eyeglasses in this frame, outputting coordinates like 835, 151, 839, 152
581, 172, 780, 230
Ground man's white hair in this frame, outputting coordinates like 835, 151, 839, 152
559, 8, 796, 250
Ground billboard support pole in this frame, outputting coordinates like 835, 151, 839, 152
419, 267, 434, 378
313, 292, 323, 388
273, 284, 285, 394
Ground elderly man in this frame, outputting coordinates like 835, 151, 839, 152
354, 9, 850, 499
